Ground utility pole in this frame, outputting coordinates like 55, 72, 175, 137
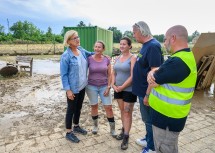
7, 18, 10, 33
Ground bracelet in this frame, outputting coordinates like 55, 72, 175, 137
107, 86, 111, 89
145, 94, 150, 98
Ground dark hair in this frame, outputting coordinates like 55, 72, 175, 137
95, 40, 105, 49
120, 37, 132, 49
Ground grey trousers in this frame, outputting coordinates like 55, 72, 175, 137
152, 125, 180, 153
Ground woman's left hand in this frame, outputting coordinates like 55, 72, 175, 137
103, 88, 110, 96
117, 86, 123, 92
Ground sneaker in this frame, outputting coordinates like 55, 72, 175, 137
73, 126, 87, 135
116, 132, 124, 140
141, 147, 156, 153
136, 137, 147, 147
121, 135, 129, 150
66, 132, 80, 143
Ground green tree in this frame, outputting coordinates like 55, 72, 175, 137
77, 21, 86, 27
153, 34, 164, 43
0, 33, 14, 42
10, 21, 25, 40
0, 24, 5, 41
10, 20, 42, 42
192, 30, 200, 39
46, 26, 53, 42
0, 24, 5, 35
123, 31, 135, 42
188, 35, 192, 43
54, 34, 63, 43
39, 33, 47, 43
108, 27, 122, 43
23, 21, 41, 41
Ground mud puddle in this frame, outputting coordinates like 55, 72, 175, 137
33, 59, 60, 75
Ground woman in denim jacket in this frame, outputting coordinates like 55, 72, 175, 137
60, 30, 93, 143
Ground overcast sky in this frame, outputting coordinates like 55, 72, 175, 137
1, 0, 215, 35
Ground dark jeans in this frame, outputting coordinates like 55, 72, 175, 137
66, 88, 85, 129
139, 96, 154, 151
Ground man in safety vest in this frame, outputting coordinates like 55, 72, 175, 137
146, 25, 197, 153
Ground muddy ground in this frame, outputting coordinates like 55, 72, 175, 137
0, 59, 214, 147
0, 73, 142, 144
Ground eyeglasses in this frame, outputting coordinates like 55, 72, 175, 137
134, 23, 144, 34
134, 23, 140, 28
69, 36, 80, 41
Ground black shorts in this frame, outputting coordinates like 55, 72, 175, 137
114, 91, 137, 103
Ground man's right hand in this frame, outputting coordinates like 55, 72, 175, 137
143, 96, 149, 106
67, 90, 75, 100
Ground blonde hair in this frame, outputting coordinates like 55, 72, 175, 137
63, 30, 78, 46
95, 40, 105, 49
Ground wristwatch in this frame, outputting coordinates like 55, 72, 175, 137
145, 94, 150, 98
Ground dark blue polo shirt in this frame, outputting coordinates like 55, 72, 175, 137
152, 48, 191, 132
132, 38, 163, 97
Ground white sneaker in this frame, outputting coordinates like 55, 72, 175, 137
141, 147, 156, 153
136, 138, 147, 147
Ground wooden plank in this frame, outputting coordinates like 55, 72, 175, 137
205, 57, 215, 88
196, 71, 207, 90
201, 55, 215, 89
198, 56, 214, 76
16, 56, 33, 62
197, 56, 209, 76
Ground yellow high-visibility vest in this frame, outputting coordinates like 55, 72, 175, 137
149, 51, 197, 118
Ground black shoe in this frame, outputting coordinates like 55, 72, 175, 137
116, 127, 124, 140
73, 126, 87, 135
121, 135, 129, 150
66, 132, 80, 143
116, 132, 124, 140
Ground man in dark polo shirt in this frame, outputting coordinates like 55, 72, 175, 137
132, 21, 164, 153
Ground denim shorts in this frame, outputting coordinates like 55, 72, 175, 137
86, 85, 112, 105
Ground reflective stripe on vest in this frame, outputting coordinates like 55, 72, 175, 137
161, 84, 195, 93
151, 89, 192, 105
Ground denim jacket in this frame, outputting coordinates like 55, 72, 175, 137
60, 46, 94, 93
